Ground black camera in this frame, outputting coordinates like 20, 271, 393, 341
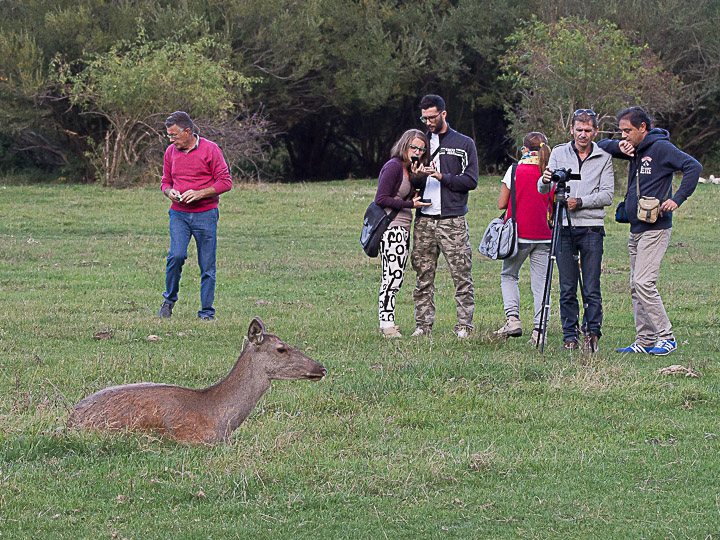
550, 167, 575, 184
549, 168, 581, 197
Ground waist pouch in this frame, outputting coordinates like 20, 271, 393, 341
637, 196, 660, 223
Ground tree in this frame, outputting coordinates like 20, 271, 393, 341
223, 0, 509, 179
0, 29, 68, 169
5, 0, 718, 181
499, 17, 684, 147
526, 0, 720, 159
54, 22, 261, 185
0, 0, 167, 177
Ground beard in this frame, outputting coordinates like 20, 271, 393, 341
429, 118, 446, 133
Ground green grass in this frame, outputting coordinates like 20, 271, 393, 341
1, 178, 719, 539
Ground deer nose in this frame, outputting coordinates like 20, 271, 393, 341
310, 367, 327, 380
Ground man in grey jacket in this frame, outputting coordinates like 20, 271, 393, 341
539, 109, 614, 352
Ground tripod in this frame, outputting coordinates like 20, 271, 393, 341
536, 181, 586, 352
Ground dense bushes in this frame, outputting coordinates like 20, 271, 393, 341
1, 0, 719, 182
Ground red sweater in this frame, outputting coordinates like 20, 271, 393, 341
506, 163, 553, 240
161, 137, 232, 212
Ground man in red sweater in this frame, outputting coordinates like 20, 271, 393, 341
158, 111, 232, 320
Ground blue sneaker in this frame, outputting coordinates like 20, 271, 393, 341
616, 342, 652, 354
648, 340, 677, 356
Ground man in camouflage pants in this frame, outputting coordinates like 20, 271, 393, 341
411, 95, 478, 338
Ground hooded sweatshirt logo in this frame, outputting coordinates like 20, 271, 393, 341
641, 156, 652, 175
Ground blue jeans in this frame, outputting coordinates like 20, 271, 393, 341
163, 208, 218, 318
557, 226, 604, 340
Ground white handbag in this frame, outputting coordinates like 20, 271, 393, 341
479, 164, 518, 260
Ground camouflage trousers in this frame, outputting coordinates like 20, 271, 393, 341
411, 215, 474, 330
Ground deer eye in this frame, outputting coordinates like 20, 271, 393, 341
277, 346, 287, 354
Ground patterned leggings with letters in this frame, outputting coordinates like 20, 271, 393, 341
379, 226, 410, 326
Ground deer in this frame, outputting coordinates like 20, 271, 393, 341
67, 317, 326, 444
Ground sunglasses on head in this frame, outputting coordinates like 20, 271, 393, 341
573, 109, 597, 117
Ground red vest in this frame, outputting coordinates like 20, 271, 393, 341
506, 163, 553, 240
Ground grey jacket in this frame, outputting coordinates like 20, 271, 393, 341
538, 141, 614, 227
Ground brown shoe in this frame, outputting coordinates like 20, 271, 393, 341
528, 329, 547, 346
493, 316, 522, 338
583, 334, 599, 353
381, 326, 402, 339
563, 339, 579, 350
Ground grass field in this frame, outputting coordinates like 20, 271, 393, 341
1, 176, 719, 539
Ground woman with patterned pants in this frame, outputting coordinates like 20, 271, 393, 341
374, 129, 431, 338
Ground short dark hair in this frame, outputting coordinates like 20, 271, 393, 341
616, 106, 652, 129
419, 94, 446, 111
165, 111, 194, 132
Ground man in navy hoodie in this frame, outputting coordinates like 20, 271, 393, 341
410, 94, 479, 338
598, 107, 701, 356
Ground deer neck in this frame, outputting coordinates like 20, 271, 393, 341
206, 344, 270, 437
206, 345, 271, 435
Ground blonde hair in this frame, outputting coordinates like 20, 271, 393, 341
523, 132, 550, 172
390, 129, 430, 165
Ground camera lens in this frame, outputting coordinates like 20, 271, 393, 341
551, 168, 570, 183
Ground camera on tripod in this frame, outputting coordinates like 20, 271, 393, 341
549, 167, 581, 198
550, 167, 581, 184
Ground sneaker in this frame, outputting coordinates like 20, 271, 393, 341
198, 314, 215, 321
411, 326, 431, 337
583, 334, 599, 353
528, 329, 547, 346
455, 326, 472, 339
615, 342, 652, 354
158, 301, 173, 319
648, 340, 677, 356
563, 339, 580, 350
380, 326, 402, 339
493, 317, 522, 338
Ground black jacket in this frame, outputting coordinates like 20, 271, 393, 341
412, 125, 478, 217
598, 129, 701, 233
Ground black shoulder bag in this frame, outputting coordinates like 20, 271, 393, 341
615, 158, 639, 224
360, 203, 401, 257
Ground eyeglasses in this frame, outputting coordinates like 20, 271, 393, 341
166, 130, 188, 139
573, 109, 597, 117
409, 144, 426, 153
419, 112, 442, 124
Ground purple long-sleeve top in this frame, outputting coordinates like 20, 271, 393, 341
373, 158, 414, 210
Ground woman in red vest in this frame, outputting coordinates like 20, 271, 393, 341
493, 132, 553, 346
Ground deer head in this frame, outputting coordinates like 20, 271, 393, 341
247, 317, 326, 381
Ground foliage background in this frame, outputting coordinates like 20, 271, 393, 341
1, 0, 720, 183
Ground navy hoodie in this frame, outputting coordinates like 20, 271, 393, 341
598, 128, 701, 233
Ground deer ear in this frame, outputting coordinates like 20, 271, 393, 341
248, 317, 265, 344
